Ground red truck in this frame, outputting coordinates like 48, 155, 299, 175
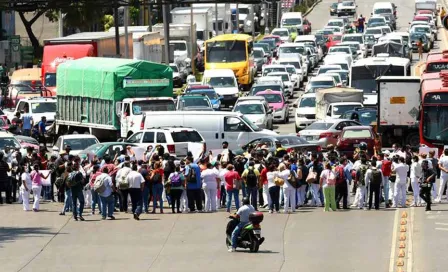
42, 32, 133, 94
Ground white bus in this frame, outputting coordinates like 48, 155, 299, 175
349, 57, 411, 105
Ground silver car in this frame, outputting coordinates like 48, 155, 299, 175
233, 97, 274, 129
297, 119, 361, 149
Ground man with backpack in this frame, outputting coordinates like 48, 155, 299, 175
67, 162, 86, 221
116, 161, 132, 213
335, 158, 349, 209
95, 167, 115, 220
241, 161, 260, 211
185, 157, 203, 212
365, 160, 384, 210
126, 163, 145, 220
354, 157, 369, 210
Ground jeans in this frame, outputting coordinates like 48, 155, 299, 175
187, 188, 203, 212
152, 183, 164, 212
22, 129, 31, 137
323, 186, 336, 212
297, 185, 307, 206
268, 186, 280, 212
369, 184, 381, 210
170, 189, 183, 212
220, 185, 226, 207
63, 188, 73, 212
71, 190, 85, 217
99, 194, 114, 217
129, 188, 143, 215
226, 189, 240, 212
383, 176, 390, 204
91, 189, 102, 213
336, 182, 348, 209
246, 186, 258, 210
118, 189, 129, 212
142, 185, 150, 213
310, 183, 322, 206
231, 222, 246, 248
241, 181, 247, 198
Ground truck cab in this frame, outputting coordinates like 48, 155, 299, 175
4, 97, 57, 125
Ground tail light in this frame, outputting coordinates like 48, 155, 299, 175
338, 138, 349, 147
140, 115, 146, 130
253, 224, 260, 228
319, 132, 336, 139
296, 132, 301, 137
167, 144, 175, 154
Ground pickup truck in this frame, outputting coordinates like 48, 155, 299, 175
3, 97, 57, 126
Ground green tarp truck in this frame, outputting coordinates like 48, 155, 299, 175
55, 57, 175, 140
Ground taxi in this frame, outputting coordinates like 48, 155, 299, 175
255, 90, 289, 124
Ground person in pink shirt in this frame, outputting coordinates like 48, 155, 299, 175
30, 164, 50, 212
224, 164, 241, 213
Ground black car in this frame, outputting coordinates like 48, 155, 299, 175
234, 135, 320, 156
339, 108, 377, 126
330, 3, 338, 16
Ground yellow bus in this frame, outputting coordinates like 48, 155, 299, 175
204, 34, 255, 91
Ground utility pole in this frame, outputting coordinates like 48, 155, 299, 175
215, 3, 218, 35
162, 3, 170, 64
236, 4, 239, 33
124, 3, 129, 58
190, 4, 195, 73
113, 0, 120, 56
58, 10, 63, 37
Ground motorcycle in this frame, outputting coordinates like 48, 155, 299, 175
226, 211, 265, 252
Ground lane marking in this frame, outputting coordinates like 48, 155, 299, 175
407, 207, 414, 272
389, 208, 400, 272
435, 222, 448, 226
435, 227, 448, 231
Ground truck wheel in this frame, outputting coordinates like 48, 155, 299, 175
406, 133, 419, 147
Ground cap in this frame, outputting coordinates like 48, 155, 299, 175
64, 145, 72, 150
384, 150, 390, 156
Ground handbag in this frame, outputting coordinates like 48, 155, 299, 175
274, 177, 284, 186
233, 179, 242, 190
306, 171, 317, 183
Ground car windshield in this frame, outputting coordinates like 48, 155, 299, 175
334, 71, 348, 81
286, 67, 296, 74
369, 18, 385, 24
426, 62, 448, 73
374, 8, 392, 14
251, 85, 281, 95
413, 27, 429, 33
171, 42, 187, 51
310, 80, 334, 87
364, 35, 376, 43
179, 97, 211, 109
342, 2, 354, 6
30, 102, 56, 113
263, 67, 286, 76
345, 43, 360, 50
382, 27, 391, 33
333, 105, 360, 116
365, 28, 382, 34
319, 67, 340, 74
254, 50, 264, 58
327, 74, 341, 84
255, 43, 270, 52
282, 18, 302, 26
423, 106, 448, 143
262, 39, 276, 48
328, 21, 343, 27
332, 35, 343, 41
323, 30, 334, 35
0, 137, 21, 150
279, 46, 305, 55
44, 73, 56, 87
276, 136, 309, 145
189, 90, 218, 100
259, 93, 282, 103
132, 100, 175, 112
357, 111, 377, 125
280, 61, 300, 69
234, 103, 265, 114
169, 65, 179, 72
342, 129, 372, 138
206, 40, 247, 63
331, 3, 338, 8
272, 30, 289, 37
299, 97, 316, 107
204, 76, 236, 87
63, 138, 98, 150
306, 122, 334, 130
171, 131, 203, 142
410, 33, 427, 41
329, 47, 350, 54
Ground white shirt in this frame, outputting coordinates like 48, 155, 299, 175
126, 171, 145, 188
201, 168, 220, 185
320, 169, 335, 187
21, 172, 32, 189
219, 168, 229, 186
392, 163, 409, 183
439, 156, 448, 178
116, 166, 132, 184
96, 173, 113, 197
267, 171, 279, 188
278, 169, 291, 189
411, 162, 422, 179
352, 160, 362, 171
186, 74, 196, 83
365, 168, 384, 185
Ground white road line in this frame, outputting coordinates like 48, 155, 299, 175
435, 228, 448, 231
389, 208, 400, 272
435, 222, 448, 226
408, 207, 415, 272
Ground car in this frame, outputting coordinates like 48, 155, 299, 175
262, 35, 282, 47
326, 69, 349, 86
169, 63, 186, 87
303, 18, 312, 34
305, 75, 336, 93
271, 28, 291, 43
176, 93, 214, 111
249, 82, 285, 96
255, 90, 289, 123
339, 108, 377, 126
283, 64, 301, 89
234, 135, 319, 156
363, 34, 376, 52
323, 72, 343, 87
259, 39, 278, 57
266, 72, 294, 98
325, 26, 344, 35
233, 97, 273, 129
262, 64, 287, 77
340, 41, 365, 58
293, 93, 316, 132
367, 16, 386, 28
78, 142, 139, 160
410, 32, 430, 52
253, 48, 268, 73
336, 125, 377, 158
327, 18, 345, 28
297, 119, 361, 149
328, 45, 356, 60
330, 2, 338, 16
184, 85, 222, 110
316, 64, 343, 76
0, 116, 9, 131
410, 25, 434, 49
15, 135, 40, 150
254, 42, 273, 61
125, 127, 205, 157
337, 0, 357, 17
277, 59, 305, 83
52, 134, 100, 155
0, 131, 27, 157
364, 27, 384, 40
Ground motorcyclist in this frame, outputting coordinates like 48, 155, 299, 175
228, 197, 255, 252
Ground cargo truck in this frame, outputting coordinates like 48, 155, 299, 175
315, 87, 364, 120
42, 32, 133, 94
193, 4, 232, 35
171, 7, 214, 50
376, 76, 420, 147
55, 57, 175, 141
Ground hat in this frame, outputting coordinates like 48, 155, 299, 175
384, 150, 390, 156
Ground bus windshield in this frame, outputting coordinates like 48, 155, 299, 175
351, 65, 405, 93
426, 62, 448, 73
423, 105, 448, 144
207, 40, 247, 63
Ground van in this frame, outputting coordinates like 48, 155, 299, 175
143, 111, 278, 150
280, 12, 304, 35
202, 69, 239, 108
372, 2, 394, 16
323, 54, 352, 69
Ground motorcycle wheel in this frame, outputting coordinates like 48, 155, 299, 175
226, 237, 232, 249
249, 233, 260, 253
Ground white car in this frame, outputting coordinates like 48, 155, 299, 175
52, 134, 100, 156
305, 75, 336, 93
233, 97, 273, 130
0, 131, 27, 157
323, 72, 343, 87
326, 19, 345, 28
294, 93, 316, 132
316, 64, 343, 76
283, 64, 301, 89
277, 58, 304, 84
340, 41, 365, 58
266, 72, 294, 98
262, 64, 287, 77
410, 24, 435, 48
271, 28, 291, 43
364, 27, 384, 40
337, 0, 357, 17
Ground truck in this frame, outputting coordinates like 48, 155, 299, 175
42, 32, 133, 94
376, 76, 420, 147
171, 7, 214, 50
193, 4, 232, 35
415, 0, 437, 13
55, 57, 175, 141
132, 32, 166, 63
315, 87, 364, 120
231, 4, 257, 34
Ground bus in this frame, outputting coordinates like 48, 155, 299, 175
423, 50, 448, 74
349, 57, 411, 105
420, 72, 448, 152
204, 34, 255, 91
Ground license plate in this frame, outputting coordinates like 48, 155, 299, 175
353, 144, 359, 147
253, 230, 261, 235
306, 136, 313, 141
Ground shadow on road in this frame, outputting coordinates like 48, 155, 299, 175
0, 227, 58, 247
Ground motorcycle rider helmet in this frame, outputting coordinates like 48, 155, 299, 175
242, 197, 250, 205
359, 142, 368, 150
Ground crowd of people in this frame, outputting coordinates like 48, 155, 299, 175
0, 140, 446, 221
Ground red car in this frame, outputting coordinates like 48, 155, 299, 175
303, 18, 312, 35
325, 35, 341, 49
336, 126, 377, 158
263, 35, 282, 47
412, 15, 431, 24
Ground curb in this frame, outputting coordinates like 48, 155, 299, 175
304, 0, 323, 16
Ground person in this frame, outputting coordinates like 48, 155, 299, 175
417, 38, 423, 60
308, 157, 323, 207
20, 108, 33, 137
274, 142, 287, 158
277, 164, 294, 213
267, 164, 280, 213
392, 157, 409, 208
0, 152, 11, 204
224, 164, 242, 213
201, 162, 220, 212
354, 157, 369, 209
185, 157, 203, 212
168, 164, 185, 213
296, 159, 308, 207
116, 161, 132, 212
320, 162, 337, 212
37, 116, 47, 147
11, 112, 22, 134
59, 162, 72, 215
30, 164, 50, 212
420, 160, 436, 211
150, 161, 164, 213
220, 141, 234, 164
20, 165, 32, 211
380, 152, 392, 208
67, 162, 85, 221
325, 144, 339, 164
241, 161, 260, 210
441, 7, 446, 19
126, 163, 144, 220
96, 167, 116, 220
436, 149, 448, 203
228, 197, 255, 253
410, 156, 422, 207
357, 14, 365, 33
186, 72, 196, 83
335, 158, 349, 209
365, 160, 383, 210
88, 164, 102, 215
219, 162, 229, 208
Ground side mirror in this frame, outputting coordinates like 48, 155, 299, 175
292, 104, 298, 108
116, 102, 123, 117
52, 146, 59, 152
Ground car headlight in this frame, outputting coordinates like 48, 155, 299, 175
296, 113, 305, 117
213, 103, 220, 108
233, 93, 239, 97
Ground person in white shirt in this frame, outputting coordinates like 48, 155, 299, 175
126, 164, 145, 220
116, 162, 132, 213
186, 72, 196, 84
437, 149, 448, 203
410, 156, 422, 206
266, 164, 280, 213
201, 163, 221, 212
219, 162, 229, 209
96, 168, 115, 220
20, 165, 32, 211
392, 157, 409, 208
278, 164, 295, 213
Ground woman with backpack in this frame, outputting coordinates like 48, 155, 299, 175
320, 162, 337, 212
150, 162, 164, 213
168, 164, 185, 213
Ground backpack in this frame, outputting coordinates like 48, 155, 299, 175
187, 166, 197, 183
170, 173, 182, 187
371, 168, 382, 186
117, 168, 131, 190
66, 172, 79, 187
151, 170, 163, 184
246, 168, 258, 187
288, 171, 299, 188
381, 160, 392, 176
94, 175, 107, 194
358, 165, 369, 186
335, 165, 345, 185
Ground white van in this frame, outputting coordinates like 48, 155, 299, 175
280, 12, 304, 35
202, 69, 239, 108
372, 2, 394, 16
143, 111, 278, 150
